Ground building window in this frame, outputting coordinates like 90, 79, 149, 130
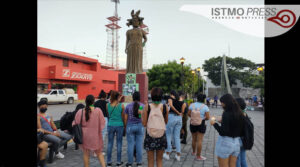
63, 59, 69, 67
73, 60, 78, 63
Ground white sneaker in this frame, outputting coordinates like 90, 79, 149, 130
55, 152, 65, 159
102, 152, 106, 155
175, 154, 180, 161
163, 153, 170, 160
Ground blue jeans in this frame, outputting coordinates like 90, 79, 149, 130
43, 130, 72, 153
236, 139, 248, 167
215, 135, 240, 159
107, 126, 124, 163
165, 114, 182, 153
102, 117, 108, 141
126, 123, 144, 164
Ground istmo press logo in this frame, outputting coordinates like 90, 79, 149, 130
180, 5, 300, 37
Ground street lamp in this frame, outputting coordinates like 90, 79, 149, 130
191, 70, 195, 100
197, 67, 201, 93
180, 57, 185, 93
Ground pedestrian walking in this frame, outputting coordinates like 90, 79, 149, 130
178, 91, 188, 144
124, 91, 144, 167
163, 90, 186, 161
210, 94, 245, 167
253, 95, 258, 106
214, 95, 218, 108
72, 95, 106, 167
94, 90, 109, 155
37, 100, 73, 160
188, 93, 210, 160
142, 87, 169, 167
106, 91, 125, 167
235, 98, 249, 167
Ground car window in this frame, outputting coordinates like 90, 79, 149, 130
59, 90, 64, 95
51, 91, 57, 95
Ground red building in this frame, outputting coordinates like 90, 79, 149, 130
37, 46, 125, 100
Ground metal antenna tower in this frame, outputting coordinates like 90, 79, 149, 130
105, 0, 121, 69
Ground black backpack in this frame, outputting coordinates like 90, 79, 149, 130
241, 114, 254, 150
60, 111, 75, 132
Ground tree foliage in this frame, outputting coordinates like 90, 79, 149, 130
147, 60, 205, 94
202, 56, 257, 87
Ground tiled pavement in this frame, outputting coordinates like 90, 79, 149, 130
46, 107, 264, 167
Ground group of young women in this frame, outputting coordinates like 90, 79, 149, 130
70, 88, 248, 167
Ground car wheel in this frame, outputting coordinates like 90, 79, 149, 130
67, 98, 74, 104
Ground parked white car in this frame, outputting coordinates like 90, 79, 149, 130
37, 88, 78, 104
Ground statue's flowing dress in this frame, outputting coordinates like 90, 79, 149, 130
126, 28, 144, 74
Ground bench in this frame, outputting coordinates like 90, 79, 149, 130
47, 120, 78, 163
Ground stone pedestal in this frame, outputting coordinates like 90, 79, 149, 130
118, 73, 148, 103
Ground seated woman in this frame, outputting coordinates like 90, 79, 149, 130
37, 100, 72, 159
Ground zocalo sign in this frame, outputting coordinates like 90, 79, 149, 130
62, 69, 93, 81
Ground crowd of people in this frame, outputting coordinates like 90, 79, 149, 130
37, 88, 252, 167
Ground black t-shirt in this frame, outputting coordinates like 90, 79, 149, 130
94, 99, 108, 117
169, 97, 184, 115
213, 111, 244, 138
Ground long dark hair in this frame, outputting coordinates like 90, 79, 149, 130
170, 90, 179, 101
85, 95, 95, 122
110, 90, 120, 103
220, 94, 244, 121
132, 92, 141, 118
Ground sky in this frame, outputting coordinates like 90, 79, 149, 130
38, 0, 264, 74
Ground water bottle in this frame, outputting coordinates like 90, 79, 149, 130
139, 106, 143, 118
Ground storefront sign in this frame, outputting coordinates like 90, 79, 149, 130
62, 69, 93, 81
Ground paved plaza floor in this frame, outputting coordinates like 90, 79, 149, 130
46, 107, 264, 167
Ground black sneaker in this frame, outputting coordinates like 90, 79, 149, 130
136, 163, 142, 167
117, 162, 124, 167
107, 163, 112, 167
125, 163, 132, 167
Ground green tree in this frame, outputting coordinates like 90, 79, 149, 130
147, 60, 204, 94
202, 56, 257, 87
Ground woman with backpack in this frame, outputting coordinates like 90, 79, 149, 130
72, 95, 106, 167
142, 87, 169, 167
163, 90, 186, 161
124, 92, 144, 167
210, 94, 245, 167
106, 91, 125, 167
188, 93, 210, 161
235, 98, 249, 167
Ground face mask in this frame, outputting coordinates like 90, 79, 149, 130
40, 108, 47, 113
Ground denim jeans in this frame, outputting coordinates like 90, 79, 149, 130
215, 135, 240, 159
43, 130, 72, 153
107, 126, 124, 163
236, 138, 248, 167
165, 114, 182, 153
102, 117, 108, 141
126, 123, 144, 164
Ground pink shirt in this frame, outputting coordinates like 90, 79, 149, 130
72, 107, 106, 154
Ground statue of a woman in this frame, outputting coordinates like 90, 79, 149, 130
125, 10, 147, 74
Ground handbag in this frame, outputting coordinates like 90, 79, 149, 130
72, 109, 84, 144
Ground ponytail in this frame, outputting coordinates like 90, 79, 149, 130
85, 95, 95, 122
132, 91, 141, 118
133, 101, 140, 118
85, 106, 91, 122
